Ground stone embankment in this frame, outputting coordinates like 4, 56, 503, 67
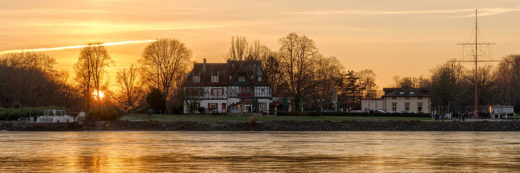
2, 120, 520, 131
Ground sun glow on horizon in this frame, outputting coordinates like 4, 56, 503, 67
92, 90, 105, 100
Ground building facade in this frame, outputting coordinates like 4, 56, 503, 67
183, 59, 273, 114
361, 87, 431, 113
382, 87, 431, 113
361, 98, 384, 111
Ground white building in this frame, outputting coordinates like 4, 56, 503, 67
361, 98, 384, 111
183, 59, 273, 114
381, 87, 431, 113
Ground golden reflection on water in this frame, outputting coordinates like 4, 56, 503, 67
1, 131, 520, 172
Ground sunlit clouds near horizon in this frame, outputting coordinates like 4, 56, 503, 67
0, 40, 156, 54
2, 0, 520, 87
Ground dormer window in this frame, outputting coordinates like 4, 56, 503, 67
193, 75, 200, 83
211, 75, 219, 83
238, 76, 245, 82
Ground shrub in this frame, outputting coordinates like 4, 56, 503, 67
146, 88, 166, 114
87, 105, 123, 121
276, 111, 430, 117
0, 106, 66, 121
248, 115, 257, 126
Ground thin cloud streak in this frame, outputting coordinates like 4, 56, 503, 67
0, 40, 156, 54
287, 8, 520, 17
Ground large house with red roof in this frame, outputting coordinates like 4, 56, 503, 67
183, 59, 273, 114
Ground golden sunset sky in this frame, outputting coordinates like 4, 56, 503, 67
2, 0, 520, 88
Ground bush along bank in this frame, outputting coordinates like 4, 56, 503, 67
2, 120, 520, 131
0, 106, 66, 121
276, 112, 430, 117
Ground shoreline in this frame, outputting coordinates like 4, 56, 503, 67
2, 120, 520, 131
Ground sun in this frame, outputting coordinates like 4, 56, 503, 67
92, 90, 105, 100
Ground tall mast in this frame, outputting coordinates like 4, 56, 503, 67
474, 9, 478, 118
453, 9, 498, 117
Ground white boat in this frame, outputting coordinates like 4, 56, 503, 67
36, 110, 75, 123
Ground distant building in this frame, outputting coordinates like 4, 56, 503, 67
183, 59, 273, 114
382, 87, 431, 113
361, 98, 384, 111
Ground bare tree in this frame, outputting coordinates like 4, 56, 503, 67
225, 36, 249, 61
140, 38, 192, 100
262, 53, 285, 95
313, 56, 345, 109
358, 69, 377, 98
115, 65, 142, 112
495, 55, 520, 112
0, 52, 81, 108
278, 33, 319, 111
392, 75, 431, 88
248, 41, 271, 60
1, 52, 57, 74
74, 43, 113, 110
430, 61, 465, 113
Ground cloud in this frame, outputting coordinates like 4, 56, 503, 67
8, 21, 231, 34
0, 40, 156, 54
0, 9, 111, 15
287, 8, 520, 17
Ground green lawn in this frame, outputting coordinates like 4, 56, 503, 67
120, 114, 431, 122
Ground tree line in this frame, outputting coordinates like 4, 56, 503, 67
1, 33, 518, 114
429, 56, 520, 113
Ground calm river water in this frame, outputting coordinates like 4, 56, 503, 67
1, 131, 519, 172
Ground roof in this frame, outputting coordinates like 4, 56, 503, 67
382, 87, 431, 98
184, 59, 269, 87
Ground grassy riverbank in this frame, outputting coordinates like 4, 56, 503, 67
120, 114, 431, 122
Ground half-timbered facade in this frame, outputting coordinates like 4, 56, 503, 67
183, 59, 273, 114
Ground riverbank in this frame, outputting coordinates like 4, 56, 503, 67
2, 120, 520, 131
120, 114, 431, 121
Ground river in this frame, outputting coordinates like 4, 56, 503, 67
1, 131, 519, 172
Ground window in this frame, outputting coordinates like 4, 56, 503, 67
193, 75, 200, 83
410, 91, 415, 95
392, 102, 397, 112
212, 88, 223, 96
222, 103, 227, 110
418, 102, 423, 113
186, 88, 204, 97
211, 75, 219, 83
197, 88, 203, 96
258, 76, 262, 82
208, 103, 217, 110
259, 103, 268, 110
399, 91, 404, 95
405, 102, 410, 111
238, 76, 245, 82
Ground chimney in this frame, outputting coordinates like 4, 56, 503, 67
202, 58, 207, 72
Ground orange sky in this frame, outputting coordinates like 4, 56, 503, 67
2, 0, 520, 88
